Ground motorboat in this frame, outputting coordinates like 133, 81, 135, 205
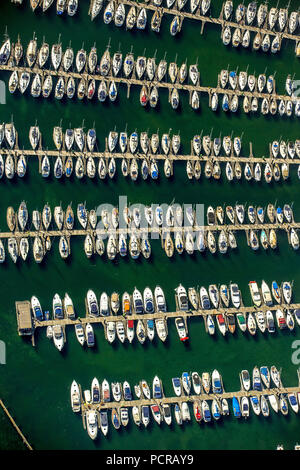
230, 283, 241, 308
86, 410, 98, 440
175, 284, 189, 311
240, 370, 251, 391
249, 281, 262, 307
75, 323, 85, 346
52, 325, 64, 351
247, 312, 256, 335
175, 317, 188, 341
212, 370, 223, 394
31, 296, 43, 321
70, 381, 81, 413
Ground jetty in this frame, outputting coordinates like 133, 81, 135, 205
0, 62, 296, 105
3, 220, 300, 241
0, 399, 33, 450
80, 383, 300, 413
16, 298, 300, 344
1, 142, 300, 167
95, 0, 300, 50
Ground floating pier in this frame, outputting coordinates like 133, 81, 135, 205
3, 220, 300, 241
95, 0, 300, 48
18, 300, 300, 331
0, 61, 296, 105
0, 399, 33, 450
80, 384, 300, 413
1, 143, 300, 167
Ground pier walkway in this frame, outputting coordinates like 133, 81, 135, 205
81, 384, 300, 412
1, 144, 300, 166
97, 0, 300, 46
3, 221, 300, 240
0, 62, 295, 104
0, 399, 33, 450
32, 301, 300, 328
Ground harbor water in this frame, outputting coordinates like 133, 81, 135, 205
0, 0, 300, 450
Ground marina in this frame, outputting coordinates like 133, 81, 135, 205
1, 0, 300, 451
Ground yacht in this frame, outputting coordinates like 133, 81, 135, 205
249, 281, 262, 307
70, 381, 81, 413
75, 324, 85, 346
230, 283, 241, 308
52, 325, 64, 351
175, 317, 188, 341
144, 287, 154, 313
86, 410, 98, 440
100, 292, 109, 317
155, 318, 167, 342
31, 296, 43, 321
87, 290, 99, 317
241, 370, 251, 391
175, 284, 189, 311
86, 323, 95, 347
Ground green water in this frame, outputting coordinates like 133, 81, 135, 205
0, 0, 300, 450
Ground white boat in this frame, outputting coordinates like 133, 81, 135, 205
70, 380, 81, 413
175, 317, 188, 341
116, 321, 126, 343
155, 318, 167, 342
282, 281, 292, 304
249, 281, 262, 307
247, 313, 256, 335
52, 325, 64, 351
241, 370, 251, 391
230, 283, 241, 308
86, 410, 98, 440
271, 366, 282, 388
19, 238, 29, 261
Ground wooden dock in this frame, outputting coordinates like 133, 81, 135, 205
1, 143, 300, 167
0, 60, 296, 105
32, 301, 300, 329
95, 0, 300, 47
3, 220, 300, 241
79, 384, 300, 412
21, 0, 300, 49
0, 399, 33, 450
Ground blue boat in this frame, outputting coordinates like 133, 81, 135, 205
53, 294, 63, 319
91, 378, 100, 403
212, 370, 223, 394
222, 94, 229, 111
151, 162, 159, 180
212, 400, 221, 420
133, 288, 144, 314
202, 401, 211, 423
86, 324, 95, 347
153, 376, 162, 399
232, 397, 241, 418
123, 382, 132, 401
182, 372, 191, 395
147, 319, 154, 339
31, 296, 44, 321
172, 377, 181, 396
